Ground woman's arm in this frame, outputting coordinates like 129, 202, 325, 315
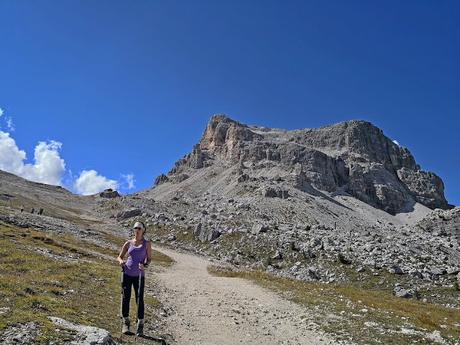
117, 241, 130, 266
145, 240, 152, 266
139, 240, 152, 271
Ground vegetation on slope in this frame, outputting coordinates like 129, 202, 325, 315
0, 223, 173, 344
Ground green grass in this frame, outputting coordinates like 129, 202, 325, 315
0, 223, 173, 344
208, 266, 460, 344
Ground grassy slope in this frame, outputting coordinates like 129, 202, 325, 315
0, 223, 173, 344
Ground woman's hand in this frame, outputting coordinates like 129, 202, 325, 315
138, 263, 145, 271
118, 258, 125, 267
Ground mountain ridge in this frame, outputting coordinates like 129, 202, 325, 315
155, 114, 450, 214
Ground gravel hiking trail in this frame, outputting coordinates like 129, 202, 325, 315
150, 246, 336, 345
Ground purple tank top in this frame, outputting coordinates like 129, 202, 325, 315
124, 239, 147, 277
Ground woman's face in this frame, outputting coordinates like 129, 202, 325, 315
134, 226, 143, 239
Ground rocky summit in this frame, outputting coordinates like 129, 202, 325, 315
159, 115, 450, 214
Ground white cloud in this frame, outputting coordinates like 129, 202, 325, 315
122, 173, 135, 190
393, 140, 400, 146
6, 117, 15, 131
22, 141, 66, 185
0, 131, 27, 173
0, 129, 120, 195
0, 131, 65, 185
74, 170, 118, 195
0, 108, 125, 195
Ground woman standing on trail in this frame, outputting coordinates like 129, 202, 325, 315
117, 221, 152, 336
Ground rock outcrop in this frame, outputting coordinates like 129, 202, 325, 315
156, 115, 450, 214
116, 208, 142, 220
49, 317, 118, 345
99, 188, 120, 198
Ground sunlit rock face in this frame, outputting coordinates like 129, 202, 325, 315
158, 114, 449, 214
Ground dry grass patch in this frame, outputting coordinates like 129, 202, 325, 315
151, 249, 175, 267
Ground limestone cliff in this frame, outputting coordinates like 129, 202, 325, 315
156, 115, 449, 214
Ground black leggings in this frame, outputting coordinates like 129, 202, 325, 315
121, 273, 145, 319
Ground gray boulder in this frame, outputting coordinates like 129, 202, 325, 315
393, 285, 413, 298
193, 223, 221, 242
388, 265, 404, 275
252, 224, 269, 234
116, 208, 142, 220
0, 322, 39, 345
49, 317, 118, 344
99, 189, 120, 198
261, 187, 289, 199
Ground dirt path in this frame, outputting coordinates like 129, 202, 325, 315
149, 247, 336, 345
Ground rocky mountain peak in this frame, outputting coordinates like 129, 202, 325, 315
198, 114, 261, 157
156, 115, 450, 214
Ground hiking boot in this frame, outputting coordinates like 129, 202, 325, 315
135, 321, 144, 336
122, 318, 130, 334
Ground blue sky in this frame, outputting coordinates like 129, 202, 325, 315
0, 1, 458, 205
